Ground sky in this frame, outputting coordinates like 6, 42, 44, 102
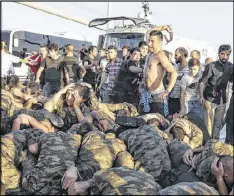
1, 2, 233, 61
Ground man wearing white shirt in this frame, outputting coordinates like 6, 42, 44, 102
1, 41, 28, 78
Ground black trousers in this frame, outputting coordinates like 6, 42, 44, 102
168, 97, 180, 115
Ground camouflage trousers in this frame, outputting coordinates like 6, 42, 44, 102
118, 125, 172, 184
157, 182, 219, 195
90, 167, 162, 195
22, 132, 81, 195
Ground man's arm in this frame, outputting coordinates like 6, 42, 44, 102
43, 90, 63, 113
158, 51, 178, 93
199, 64, 213, 102
215, 66, 233, 92
13, 88, 36, 102
35, 59, 46, 83
180, 87, 186, 115
129, 66, 143, 73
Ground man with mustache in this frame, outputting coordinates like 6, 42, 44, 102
199, 45, 232, 139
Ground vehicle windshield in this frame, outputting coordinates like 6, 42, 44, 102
103, 33, 145, 50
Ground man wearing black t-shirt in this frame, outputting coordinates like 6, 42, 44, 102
113, 47, 143, 106
63, 44, 86, 83
36, 43, 69, 97
82, 46, 98, 90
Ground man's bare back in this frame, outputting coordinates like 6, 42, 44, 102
145, 51, 166, 93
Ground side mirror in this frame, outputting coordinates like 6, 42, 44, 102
13, 38, 19, 47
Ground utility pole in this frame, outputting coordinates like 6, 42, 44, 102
107, 2, 111, 30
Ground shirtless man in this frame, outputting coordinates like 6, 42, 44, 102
141, 25, 178, 116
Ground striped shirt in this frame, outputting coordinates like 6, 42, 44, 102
106, 57, 123, 90
170, 63, 190, 98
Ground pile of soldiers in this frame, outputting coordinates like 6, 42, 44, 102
1, 81, 233, 195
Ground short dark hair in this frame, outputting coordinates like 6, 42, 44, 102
48, 43, 59, 52
108, 45, 117, 51
82, 44, 86, 47
188, 58, 200, 67
74, 84, 90, 100
171, 127, 185, 141
138, 41, 148, 48
149, 30, 163, 41
122, 45, 130, 51
130, 47, 140, 54
8, 75, 19, 87
191, 50, 201, 58
218, 44, 232, 54
88, 45, 97, 54
175, 47, 188, 58
26, 82, 40, 95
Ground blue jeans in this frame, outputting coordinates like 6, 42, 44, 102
185, 100, 204, 118
43, 82, 61, 98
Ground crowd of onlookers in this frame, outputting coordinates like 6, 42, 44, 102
1, 31, 233, 196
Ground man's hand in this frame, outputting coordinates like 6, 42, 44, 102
18, 114, 31, 126
211, 157, 224, 180
183, 149, 193, 165
159, 90, 169, 101
166, 25, 173, 33
35, 78, 40, 84
78, 82, 92, 89
68, 181, 90, 195
199, 97, 205, 105
73, 92, 83, 107
60, 83, 76, 95
174, 109, 185, 118
62, 166, 78, 190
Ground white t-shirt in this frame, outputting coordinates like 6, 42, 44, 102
1, 51, 20, 77
180, 72, 202, 101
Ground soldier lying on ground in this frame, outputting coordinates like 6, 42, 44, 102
162, 140, 201, 187
157, 182, 219, 195
62, 128, 135, 191
6, 108, 64, 133
63, 167, 162, 195
116, 124, 172, 187
22, 131, 82, 195
169, 117, 203, 149
183, 139, 233, 190
1, 128, 44, 194
6, 75, 39, 109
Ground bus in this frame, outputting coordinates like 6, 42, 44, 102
1, 29, 92, 83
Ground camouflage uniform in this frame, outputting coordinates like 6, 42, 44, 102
90, 167, 162, 195
22, 131, 82, 195
54, 96, 91, 132
75, 130, 134, 181
157, 182, 219, 195
1, 89, 21, 134
163, 140, 200, 187
192, 139, 233, 184
172, 118, 203, 149
1, 129, 44, 193
141, 113, 170, 128
117, 125, 172, 185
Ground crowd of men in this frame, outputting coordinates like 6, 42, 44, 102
1, 25, 233, 195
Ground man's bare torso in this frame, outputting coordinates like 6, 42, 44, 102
145, 52, 165, 93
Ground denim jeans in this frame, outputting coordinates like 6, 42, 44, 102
185, 100, 204, 118
43, 82, 61, 98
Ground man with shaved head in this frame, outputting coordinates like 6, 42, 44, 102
63, 44, 86, 83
